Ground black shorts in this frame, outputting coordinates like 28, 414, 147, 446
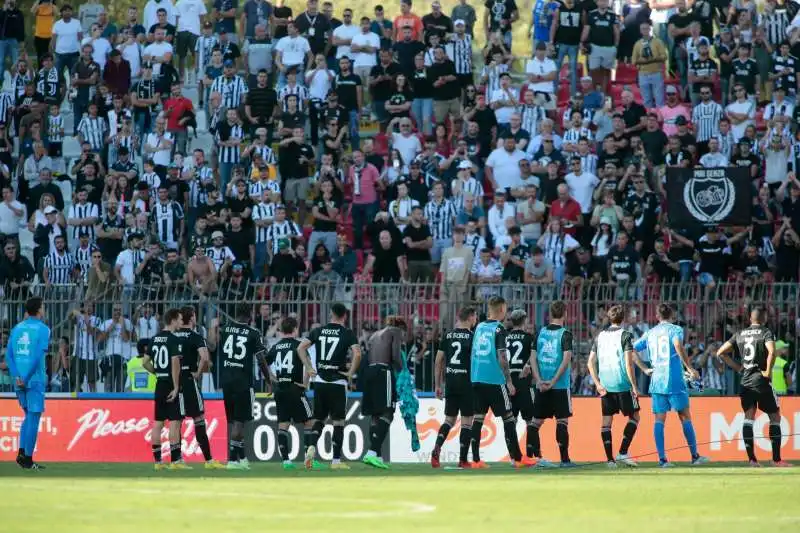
444, 382, 474, 418
601, 390, 640, 417
312, 381, 347, 421
275, 384, 313, 423
472, 383, 513, 418
178, 375, 205, 418
361, 365, 397, 416
223, 381, 255, 422
154, 380, 182, 422
176, 31, 199, 58
532, 388, 573, 420
511, 378, 534, 420
740, 381, 780, 414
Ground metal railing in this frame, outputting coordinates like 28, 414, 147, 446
0, 280, 797, 395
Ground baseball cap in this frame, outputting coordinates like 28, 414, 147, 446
203, 21, 212, 29
665, 85, 678, 94
232, 262, 244, 271
458, 160, 473, 170
776, 340, 789, 351
454, 19, 465, 27
223, 59, 235, 67
535, 41, 548, 51
278, 238, 290, 250
697, 37, 710, 47
525, 176, 541, 188
44, 206, 58, 215
600, 216, 613, 226
211, 231, 224, 240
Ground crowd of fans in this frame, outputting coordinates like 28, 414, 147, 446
0, 0, 798, 395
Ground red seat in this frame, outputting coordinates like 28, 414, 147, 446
373, 133, 389, 156
755, 109, 766, 131
557, 84, 571, 105
615, 64, 638, 84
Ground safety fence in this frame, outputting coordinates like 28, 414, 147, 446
0, 280, 797, 395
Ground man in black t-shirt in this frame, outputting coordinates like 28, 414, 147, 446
393, 25, 426, 76
334, 56, 363, 149
730, 43, 761, 101
716, 307, 788, 466
483, 0, 518, 47
294, 1, 331, 55
501, 226, 529, 282
298, 303, 361, 469
403, 205, 434, 282
429, 47, 460, 125
309, 179, 341, 256
366, 229, 406, 282
369, 50, 401, 125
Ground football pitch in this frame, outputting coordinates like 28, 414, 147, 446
0, 463, 798, 533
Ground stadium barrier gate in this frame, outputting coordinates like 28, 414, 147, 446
1, 280, 797, 396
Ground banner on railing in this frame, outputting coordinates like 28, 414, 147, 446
388, 397, 800, 463
666, 167, 752, 227
246, 397, 382, 462
0, 399, 228, 462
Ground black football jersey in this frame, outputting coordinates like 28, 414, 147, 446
506, 329, 535, 383
265, 337, 304, 387
442, 328, 473, 389
150, 329, 179, 381
173, 328, 208, 375
219, 321, 266, 386
730, 325, 775, 388
307, 323, 359, 382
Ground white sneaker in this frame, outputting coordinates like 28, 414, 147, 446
239, 458, 251, 470
226, 461, 244, 470
691, 455, 710, 466
615, 453, 639, 467
607, 460, 618, 469
659, 460, 675, 468
535, 458, 558, 468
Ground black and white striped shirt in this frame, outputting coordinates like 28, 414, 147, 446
448, 34, 473, 75
11, 71, 32, 100
73, 244, 98, 283
206, 245, 235, 271
113, 133, 137, 154
187, 165, 215, 207
77, 115, 107, 151
67, 202, 100, 241
141, 172, 162, 204
252, 202, 277, 243
48, 113, 64, 143
249, 144, 276, 164
249, 179, 281, 200
73, 314, 103, 361
520, 104, 546, 137
216, 123, 244, 164
450, 177, 484, 211
151, 200, 184, 248
563, 127, 594, 152
194, 35, 219, 72
759, 10, 790, 47
719, 130, 736, 161
0, 92, 13, 124
36, 67, 61, 99
210, 75, 249, 109
578, 152, 599, 176
423, 198, 457, 240
465, 233, 486, 256
278, 83, 310, 112
691, 101, 723, 142
266, 220, 302, 253
44, 250, 76, 285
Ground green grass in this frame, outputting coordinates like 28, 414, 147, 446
1, 462, 798, 533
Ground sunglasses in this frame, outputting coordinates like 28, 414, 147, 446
700, 92, 711, 96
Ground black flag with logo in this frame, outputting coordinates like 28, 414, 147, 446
666, 167, 751, 228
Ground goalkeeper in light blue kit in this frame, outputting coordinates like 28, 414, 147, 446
633, 304, 709, 467
5, 297, 51, 470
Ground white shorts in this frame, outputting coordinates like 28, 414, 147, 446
588, 45, 616, 70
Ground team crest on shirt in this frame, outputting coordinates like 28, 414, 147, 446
683, 171, 735, 224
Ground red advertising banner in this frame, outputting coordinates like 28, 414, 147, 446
0, 399, 228, 462
391, 397, 800, 463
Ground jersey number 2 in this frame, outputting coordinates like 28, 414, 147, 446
509, 341, 524, 365
449, 342, 462, 365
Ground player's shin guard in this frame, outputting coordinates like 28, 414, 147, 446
526, 424, 541, 458
601, 426, 613, 462
681, 419, 698, 458
24, 412, 41, 458
471, 419, 484, 462
459, 425, 471, 463
619, 419, 639, 455
503, 418, 522, 461
194, 420, 213, 461
434, 422, 452, 453
370, 417, 391, 455
556, 421, 570, 463
742, 420, 757, 462
769, 422, 782, 463
277, 429, 290, 461
229, 440, 244, 461
170, 443, 182, 463
654, 420, 666, 462
332, 425, 344, 460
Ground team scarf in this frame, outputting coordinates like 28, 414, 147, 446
395, 348, 420, 452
